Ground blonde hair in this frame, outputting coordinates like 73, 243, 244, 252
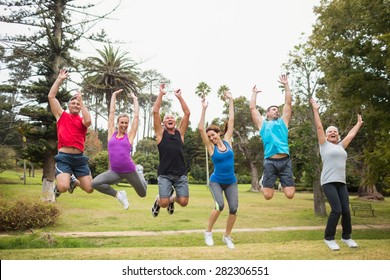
117, 113, 129, 123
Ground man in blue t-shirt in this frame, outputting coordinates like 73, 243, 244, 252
249, 74, 295, 200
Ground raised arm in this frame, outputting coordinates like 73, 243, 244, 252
341, 114, 363, 149
198, 99, 214, 155
223, 91, 234, 146
250, 85, 263, 131
152, 84, 166, 143
279, 74, 292, 127
76, 91, 92, 128
310, 98, 326, 145
128, 92, 140, 144
175, 88, 191, 140
108, 89, 123, 139
48, 69, 68, 120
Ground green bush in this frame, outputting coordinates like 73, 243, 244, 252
0, 199, 60, 232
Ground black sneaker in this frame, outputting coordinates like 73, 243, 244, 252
68, 175, 76, 194
151, 196, 160, 217
54, 185, 61, 198
167, 201, 175, 215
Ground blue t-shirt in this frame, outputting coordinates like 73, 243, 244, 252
210, 141, 237, 184
260, 118, 289, 158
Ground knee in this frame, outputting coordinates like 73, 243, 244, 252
159, 198, 170, 208
177, 197, 189, 207
84, 188, 94, 194
263, 192, 274, 200
229, 207, 238, 215
217, 204, 225, 212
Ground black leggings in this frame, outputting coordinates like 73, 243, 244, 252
322, 182, 352, 240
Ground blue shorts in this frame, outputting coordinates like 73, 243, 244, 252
262, 156, 294, 188
55, 152, 91, 178
157, 175, 189, 198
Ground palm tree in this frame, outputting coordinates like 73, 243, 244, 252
82, 45, 143, 127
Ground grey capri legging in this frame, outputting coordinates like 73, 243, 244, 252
208, 181, 238, 214
92, 170, 147, 197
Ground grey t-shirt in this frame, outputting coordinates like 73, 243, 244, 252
319, 141, 347, 185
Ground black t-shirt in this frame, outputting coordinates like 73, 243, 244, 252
157, 130, 187, 176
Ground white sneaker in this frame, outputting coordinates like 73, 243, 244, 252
222, 235, 235, 250
324, 239, 340, 251
117, 190, 129, 210
136, 164, 144, 174
204, 231, 214, 246
341, 238, 358, 248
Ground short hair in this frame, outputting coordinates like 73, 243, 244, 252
266, 105, 279, 112
68, 96, 77, 103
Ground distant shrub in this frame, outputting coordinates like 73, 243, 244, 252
0, 199, 60, 232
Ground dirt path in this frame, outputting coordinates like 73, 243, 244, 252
34, 224, 390, 238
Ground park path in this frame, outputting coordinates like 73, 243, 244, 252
43, 224, 390, 238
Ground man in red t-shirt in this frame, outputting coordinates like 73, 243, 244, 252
48, 69, 93, 199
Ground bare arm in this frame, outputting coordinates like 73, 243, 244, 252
198, 99, 214, 155
152, 84, 165, 143
279, 74, 292, 127
341, 114, 363, 149
76, 91, 92, 128
223, 91, 234, 147
310, 98, 326, 145
175, 88, 191, 141
250, 85, 263, 130
108, 89, 123, 140
48, 69, 68, 120
128, 92, 139, 144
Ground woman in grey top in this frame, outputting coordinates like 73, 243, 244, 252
310, 98, 363, 251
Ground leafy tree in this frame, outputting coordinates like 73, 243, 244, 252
132, 138, 159, 184
283, 40, 327, 215
82, 44, 143, 129
0, 0, 118, 200
195, 82, 211, 99
139, 69, 171, 139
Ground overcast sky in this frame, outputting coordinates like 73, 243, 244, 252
84, 0, 321, 128
1, 0, 321, 129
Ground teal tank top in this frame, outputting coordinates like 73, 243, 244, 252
260, 118, 289, 158
210, 141, 237, 184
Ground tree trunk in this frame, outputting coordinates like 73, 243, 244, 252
41, 148, 57, 202
249, 161, 260, 192
313, 161, 327, 216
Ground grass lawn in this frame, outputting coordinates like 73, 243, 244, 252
0, 169, 389, 260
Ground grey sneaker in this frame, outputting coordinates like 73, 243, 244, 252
341, 238, 358, 248
324, 239, 340, 251
222, 235, 235, 250
151, 196, 160, 217
68, 174, 77, 194
204, 231, 214, 246
54, 185, 61, 198
117, 190, 129, 210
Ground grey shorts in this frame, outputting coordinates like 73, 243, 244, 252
55, 152, 91, 178
262, 156, 294, 188
158, 174, 189, 198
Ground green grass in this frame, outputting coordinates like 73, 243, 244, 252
0, 169, 389, 260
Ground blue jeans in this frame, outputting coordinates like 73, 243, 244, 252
322, 182, 352, 240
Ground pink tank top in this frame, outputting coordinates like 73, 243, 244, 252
108, 131, 136, 173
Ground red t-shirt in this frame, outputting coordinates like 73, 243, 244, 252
57, 111, 87, 152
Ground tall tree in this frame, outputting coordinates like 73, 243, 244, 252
139, 69, 170, 139
0, 0, 118, 201
311, 0, 390, 198
82, 44, 143, 128
283, 41, 327, 215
